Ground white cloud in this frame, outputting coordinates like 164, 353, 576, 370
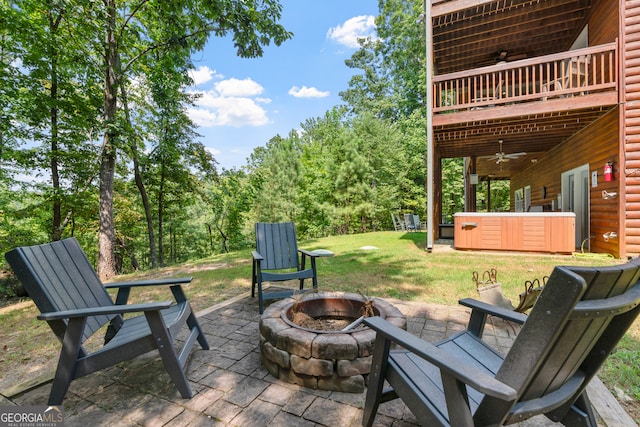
215, 78, 264, 97
189, 66, 222, 86
205, 146, 220, 156
327, 15, 377, 49
189, 93, 269, 128
288, 86, 330, 98
187, 76, 270, 128
186, 107, 219, 128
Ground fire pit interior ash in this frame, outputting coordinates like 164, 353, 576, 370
285, 295, 376, 332
259, 292, 406, 393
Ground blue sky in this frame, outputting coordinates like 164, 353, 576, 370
187, 1, 379, 171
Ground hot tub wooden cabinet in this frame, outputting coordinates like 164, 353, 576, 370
454, 212, 576, 254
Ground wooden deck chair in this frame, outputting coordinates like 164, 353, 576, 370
251, 222, 321, 314
5, 238, 209, 405
363, 259, 640, 427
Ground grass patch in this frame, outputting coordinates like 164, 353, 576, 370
601, 334, 640, 400
1, 230, 637, 412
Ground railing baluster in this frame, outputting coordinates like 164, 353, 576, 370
431, 43, 616, 113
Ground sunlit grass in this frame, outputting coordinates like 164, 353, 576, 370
601, 335, 640, 401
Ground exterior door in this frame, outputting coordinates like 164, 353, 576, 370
561, 164, 590, 249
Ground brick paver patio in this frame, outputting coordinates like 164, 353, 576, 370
1, 290, 634, 427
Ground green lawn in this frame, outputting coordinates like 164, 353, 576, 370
1, 231, 638, 407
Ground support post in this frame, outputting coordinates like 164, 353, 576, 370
425, 0, 434, 252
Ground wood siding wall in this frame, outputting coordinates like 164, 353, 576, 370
510, 109, 619, 256
588, 0, 618, 45
623, 0, 640, 256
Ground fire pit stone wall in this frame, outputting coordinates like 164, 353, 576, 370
259, 292, 406, 393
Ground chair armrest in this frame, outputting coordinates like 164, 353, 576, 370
38, 301, 174, 321
104, 277, 192, 289
252, 251, 264, 261
298, 249, 322, 258
459, 298, 527, 325
458, 298, 527, 337
364, 316, 517, 401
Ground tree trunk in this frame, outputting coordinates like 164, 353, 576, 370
119, 84, 157, 268
133, 150, 158, 268
97, 0, 118, 280
214, 223, 229, 253
50, 55, 62, 241
49, 12, 63, 241
158, 163, 165, 267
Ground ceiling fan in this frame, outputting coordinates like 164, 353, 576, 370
487, 140, 527, 164
495, 49, 528, 63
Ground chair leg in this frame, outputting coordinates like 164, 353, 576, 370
145, 311, 192, 399
48, 317, 87, 405
251, 261, 257, 298
186, 311, 210, 350
300, 255, 307, 290
362, 335, 392, 427
258, 281, 265, 314
311, 257, 318, 289
554, 392, 597, 427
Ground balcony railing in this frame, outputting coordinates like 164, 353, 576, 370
433, 42, 617, 113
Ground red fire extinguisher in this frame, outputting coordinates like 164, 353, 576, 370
604, 162, 613, 182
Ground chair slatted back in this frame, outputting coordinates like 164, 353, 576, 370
5, 238, 117, 342
531, 263, 640, 395
477, 261, 640, 422
255, 222, 299, 271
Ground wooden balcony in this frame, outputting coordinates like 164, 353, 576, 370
433, 42, 618, 121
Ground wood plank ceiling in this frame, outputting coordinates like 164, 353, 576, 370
433, 0, 593, 74
430, 0, 612, 178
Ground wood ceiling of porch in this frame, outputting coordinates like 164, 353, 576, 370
437, 105, 613, 178
432, 0, 592, 75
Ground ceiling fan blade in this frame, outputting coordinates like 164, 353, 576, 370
504, 152, 527, 159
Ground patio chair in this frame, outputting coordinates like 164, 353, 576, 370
404, 214, 418, 232
391, 213, 405, 231
362, 259, 640, 427
252, 222, 321, 314
5, 237, 209, 405
412, 214, 422, 231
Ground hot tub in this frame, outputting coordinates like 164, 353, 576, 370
454, 212, 575, 253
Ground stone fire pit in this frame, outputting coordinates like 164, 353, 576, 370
259, 292, 406, 393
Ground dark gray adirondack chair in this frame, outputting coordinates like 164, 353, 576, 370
251, 222, 320, 314
5, 238, 209, 405
362, 259, 640, 427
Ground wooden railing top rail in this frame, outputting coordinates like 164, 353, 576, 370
433, 42, 616, 82
432, 42, 617, 113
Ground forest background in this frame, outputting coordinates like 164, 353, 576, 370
0, 0, 510, 287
